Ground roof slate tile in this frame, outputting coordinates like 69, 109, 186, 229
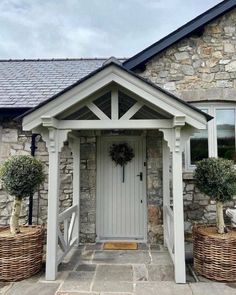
0, 59, 113, 108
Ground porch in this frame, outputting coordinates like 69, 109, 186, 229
1, 243, 189, 295
3, 243, 236, 295
22, 60, 210, 284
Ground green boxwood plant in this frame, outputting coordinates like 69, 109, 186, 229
194, 158, 236, 234
0, 155, 45, 235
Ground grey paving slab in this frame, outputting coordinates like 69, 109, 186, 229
133, 264, 148, 281
59, 250, 93, 271
58, 250, 83, 271
135, 282, 192, 295
76, 264, 97, 272
59, 271, 95, 292
92, 281, 133, 293
93, 250, 151, 264
40, 270, 69, 283
85, 243, 103, 251
95, 265, 133, 281
150, 244, 164, 251
190, 282, 236, 295
226, 283, 236, 289
57, 292, 99, 295
22, 270, 43, 283
5, 282, 60, 295
81, 250, 94, 261
4, 246, 205, 295
61, 249, 82, 263
0, 282, 12, 294
138, 243, 149, 250
150, 252, 173, 266
148, 265, 174, 281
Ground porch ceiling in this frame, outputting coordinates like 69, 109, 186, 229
22, 61, 209, 131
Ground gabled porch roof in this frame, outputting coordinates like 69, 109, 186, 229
22, 60, 210, 132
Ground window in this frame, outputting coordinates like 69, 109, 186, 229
186, 103, 236, 170
216, 109, 235, 161
190, 109, 208, 165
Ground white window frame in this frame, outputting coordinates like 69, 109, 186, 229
185, 102, 236, 171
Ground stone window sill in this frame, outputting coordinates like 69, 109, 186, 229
183, 172, 194, 180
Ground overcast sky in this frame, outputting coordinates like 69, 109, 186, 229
0, 0, 222, 59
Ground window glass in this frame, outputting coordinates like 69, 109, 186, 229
216, 109, 236, 161
190, 109, 208, 165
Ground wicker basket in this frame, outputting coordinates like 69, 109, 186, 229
193, 224, 236, 282
0, 225, 44, 281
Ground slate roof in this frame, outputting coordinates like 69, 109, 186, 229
124, 0, 236, 70
0, 58, 113, 108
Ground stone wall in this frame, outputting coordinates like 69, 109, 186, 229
146, 131, 163, 244
139, 8, 236, 235
0, 120, 74, 227
79, 135, 96, 243
140, 8, 236, 103
0, 121, 98, 242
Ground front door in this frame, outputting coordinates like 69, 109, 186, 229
97, 136, 146, 241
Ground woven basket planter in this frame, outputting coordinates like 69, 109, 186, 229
0, 225, 44, 281
193, 224, 236, 282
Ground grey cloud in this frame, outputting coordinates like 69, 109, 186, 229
0, 0, 222, 59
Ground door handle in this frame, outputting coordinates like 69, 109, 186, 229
136, 172, 143, 181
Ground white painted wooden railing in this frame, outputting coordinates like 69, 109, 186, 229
57, 204, 78, 265
164, 205, 174, 262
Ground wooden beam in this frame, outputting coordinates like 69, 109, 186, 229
58, 119, 173, 130
58, 87, 111, 119
87, 102, 110, 120
119, 86, 170, 118
162, 140, 170, 248
120, 102, 143, 120
111, 88, 119, 120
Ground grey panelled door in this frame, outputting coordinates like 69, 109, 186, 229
97, 136, 146, 240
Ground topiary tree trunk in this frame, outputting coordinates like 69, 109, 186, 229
10, 196, 22, 234
216, 201, 225, 234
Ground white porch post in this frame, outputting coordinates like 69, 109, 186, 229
160, 121, 187, 284
171, 127, 186, 284
69, 135, 81, 245
162, 140, 170, 247
41, 127, 70, 281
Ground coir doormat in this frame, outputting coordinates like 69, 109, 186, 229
103, 242, 138, 250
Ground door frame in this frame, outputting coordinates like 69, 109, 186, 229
96, 134, 147, 242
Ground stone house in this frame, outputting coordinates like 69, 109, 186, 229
0, 0, 236, 283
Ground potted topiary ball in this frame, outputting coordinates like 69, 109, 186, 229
193, 157, 236, 281
0, 155, 45, 281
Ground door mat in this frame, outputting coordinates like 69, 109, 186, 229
103, 242, 138, 250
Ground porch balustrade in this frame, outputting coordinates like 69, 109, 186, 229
164, 205, 174, 262
57, 204, 78, 265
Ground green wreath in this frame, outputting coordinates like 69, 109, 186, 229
109, 143, 134, 166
